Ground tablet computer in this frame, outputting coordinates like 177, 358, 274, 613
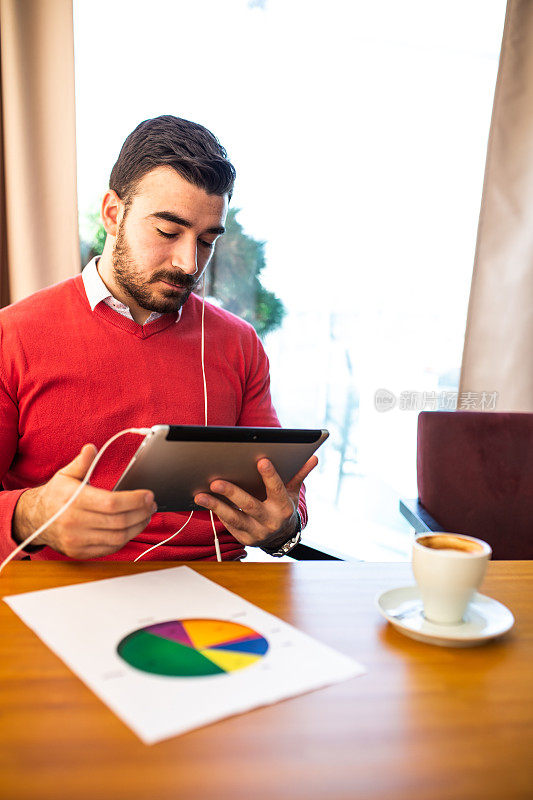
112, 425, 329, 512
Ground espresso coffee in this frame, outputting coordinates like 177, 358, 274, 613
417, 534, 484, 555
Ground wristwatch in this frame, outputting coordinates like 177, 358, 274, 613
261, 510, 303, 558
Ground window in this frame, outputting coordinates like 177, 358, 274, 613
74, 0, 506, 560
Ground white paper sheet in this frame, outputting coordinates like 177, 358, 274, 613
3, 566, 365, 744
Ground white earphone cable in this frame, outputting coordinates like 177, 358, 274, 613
135, 273, 222, 563
201, 277, 222, 562
0, 428, 150, 575
133, 509, 195, 562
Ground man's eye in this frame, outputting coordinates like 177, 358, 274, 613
198, 239, 215, 249
156, 229, 177, 239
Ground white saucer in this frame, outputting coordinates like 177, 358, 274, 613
376, 585, 514, 647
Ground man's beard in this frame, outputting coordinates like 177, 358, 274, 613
112, 222, 199, 314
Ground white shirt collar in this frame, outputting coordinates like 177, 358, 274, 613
81, 256, 181, 324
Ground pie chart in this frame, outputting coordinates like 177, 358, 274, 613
117, 618, 269, 677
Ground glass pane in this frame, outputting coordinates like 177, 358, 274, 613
74, 0, 506, 560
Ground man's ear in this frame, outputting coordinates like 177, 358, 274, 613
101, 190, 124, 237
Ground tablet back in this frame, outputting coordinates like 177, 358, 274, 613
113, 425, 329, 512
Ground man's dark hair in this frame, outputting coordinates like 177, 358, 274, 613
109, 115, 236, 207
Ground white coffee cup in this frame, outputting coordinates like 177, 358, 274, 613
412, 533, 492, 625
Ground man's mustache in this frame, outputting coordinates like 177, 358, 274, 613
151, 271, 197, 289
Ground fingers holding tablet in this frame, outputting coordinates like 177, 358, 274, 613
194, 456, 318, 550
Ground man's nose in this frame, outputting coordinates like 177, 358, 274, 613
171, 237, 198, 275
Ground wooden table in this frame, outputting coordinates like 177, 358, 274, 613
1, 561, 532, 800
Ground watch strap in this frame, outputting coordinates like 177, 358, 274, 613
261, 510, 302, 557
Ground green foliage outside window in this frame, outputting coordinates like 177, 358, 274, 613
207, 208, 285, 337
82, 210, 107, 257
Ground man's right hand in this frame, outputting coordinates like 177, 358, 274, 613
12, 444, 157, 559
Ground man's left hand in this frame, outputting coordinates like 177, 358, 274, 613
193, 456, 318, 550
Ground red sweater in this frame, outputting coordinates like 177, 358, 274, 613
0, 275, 306, 562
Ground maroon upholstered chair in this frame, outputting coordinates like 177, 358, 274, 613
400, 411, 533, 560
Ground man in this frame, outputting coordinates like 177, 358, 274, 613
0, 116, 316, 563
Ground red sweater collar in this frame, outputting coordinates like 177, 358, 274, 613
75, 274, 179, 338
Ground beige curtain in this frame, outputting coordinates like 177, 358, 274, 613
460, 0, 533, 412
0, 36, 9, 308
0, 0, 79, 307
